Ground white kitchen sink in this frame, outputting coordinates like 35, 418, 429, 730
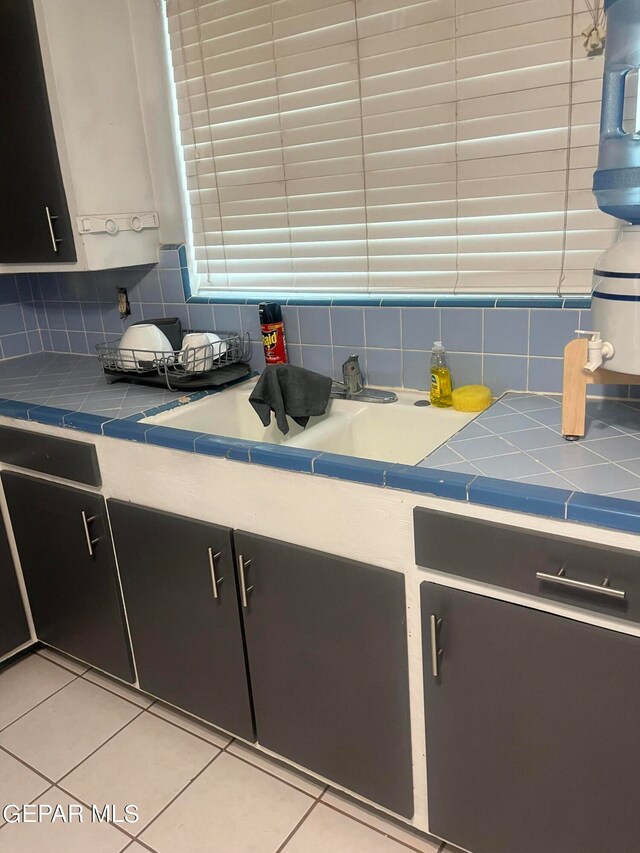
144, 379, 477, 465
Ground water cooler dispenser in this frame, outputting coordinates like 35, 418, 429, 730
591, 0, 640, 374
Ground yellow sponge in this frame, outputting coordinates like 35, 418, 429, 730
452, 384, 492, 413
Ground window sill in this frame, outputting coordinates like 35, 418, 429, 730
187, 291, 591, 310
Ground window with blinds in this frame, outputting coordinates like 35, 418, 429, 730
165, 0, 613, 295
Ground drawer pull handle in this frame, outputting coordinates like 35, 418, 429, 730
430, 614, 443, 678
81, 511, 100, 557
536, 569, 626, 601
238, 555, 253, 608
207, 548, 222, 599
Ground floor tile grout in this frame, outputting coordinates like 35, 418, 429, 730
57, 704, 147, 785
225, 746, 325, 799
0, 743, 52, 786
0, 701, 147, 795
276, 798, 321, 853
123, 838, 157, 853
134, 747, 224, 843
81, 667, 157, 711
51, 779, 137, 845
36, 647, 90, 677
320, 796, 440, 853
54, 778, 140, 845
0, 670, 82, 735
146, 702, 232, 750
0, 781, 57, 833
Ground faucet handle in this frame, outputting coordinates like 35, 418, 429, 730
342, 354, 360, 375
341, 354, 363, 394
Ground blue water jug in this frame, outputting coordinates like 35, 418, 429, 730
593, 0, 640, 223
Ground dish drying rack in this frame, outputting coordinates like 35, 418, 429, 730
96, 330, 252, 391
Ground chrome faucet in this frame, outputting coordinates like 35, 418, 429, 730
331, 353, 397, 404
342, 354, 364, 395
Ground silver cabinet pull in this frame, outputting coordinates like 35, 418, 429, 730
536, 568, 626, 600
238, 555, 253, 608
81, 511, 100, 557
208, 548, 222, 599
430, 614, 443, 678
45, 206, 60, 253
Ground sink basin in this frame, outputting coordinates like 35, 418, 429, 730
144, 380, 477, 465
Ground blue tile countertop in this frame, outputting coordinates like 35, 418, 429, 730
1, 354, 640, 537
0, 351, 251, 429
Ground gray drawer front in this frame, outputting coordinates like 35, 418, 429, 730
414, 507, 640, 623
0, 426, 101, 486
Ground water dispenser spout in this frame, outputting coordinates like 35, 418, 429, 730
576, 330, 616, 373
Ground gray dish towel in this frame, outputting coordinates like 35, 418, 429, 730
249, 364, 333, 435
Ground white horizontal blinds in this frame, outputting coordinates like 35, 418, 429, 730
273, 0, 367, 291
206, 0, 290, 288
167, 0, 613, 294
359, 0, 457, 291
564, 8, 617, 293
166, 0, 226, 282
203, 1, 291, 290
456, 0, 573, 293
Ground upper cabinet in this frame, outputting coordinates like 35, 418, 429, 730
0, 0, 184, 273
0, 0, 75, 264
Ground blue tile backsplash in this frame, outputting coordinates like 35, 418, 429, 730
0, 244, 635, 399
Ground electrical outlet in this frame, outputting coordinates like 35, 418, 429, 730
117, 287, 131, 318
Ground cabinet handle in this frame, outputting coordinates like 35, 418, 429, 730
430, 614, 443, 678
536, 569, 626, 600
208, 548, 223, 599
238, 555, 253, 608
81, 511, 100, 557
45, 206, 60, 253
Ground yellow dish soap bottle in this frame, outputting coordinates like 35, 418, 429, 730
430, 341, 453, 408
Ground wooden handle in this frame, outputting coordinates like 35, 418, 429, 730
561, 338, 588, 439
562, 337, 640, 440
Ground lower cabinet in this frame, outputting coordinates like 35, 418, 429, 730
422, 583, 640, 853
108, 500, 254, 741
235, 530, 414, 818
2, 472, 134, 681
0, 509, 29, 658
1, 474, 414, 815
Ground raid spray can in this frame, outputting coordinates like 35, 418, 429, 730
259, 302, 288, 364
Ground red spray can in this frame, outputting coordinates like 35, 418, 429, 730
259, 302, 288, 364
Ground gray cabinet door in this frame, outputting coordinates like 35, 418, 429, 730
108, 500, 254, 741
0, 0, 75, 262
2, 472, 133, 681
235, 530, 413, 817
0, 510, 29, 658
422, 583, 640, 853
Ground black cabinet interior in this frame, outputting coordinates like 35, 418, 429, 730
0, 0, 75, 263
235, 530, 414, 817
108, 500, 254, 741
0, 508, 29, 658
2, 472, 133, 681
422, 582, 640, 853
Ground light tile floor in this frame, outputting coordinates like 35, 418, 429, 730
0, 650, 446, 853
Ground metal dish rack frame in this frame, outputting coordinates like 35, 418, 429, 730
96, 330, 251, 391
